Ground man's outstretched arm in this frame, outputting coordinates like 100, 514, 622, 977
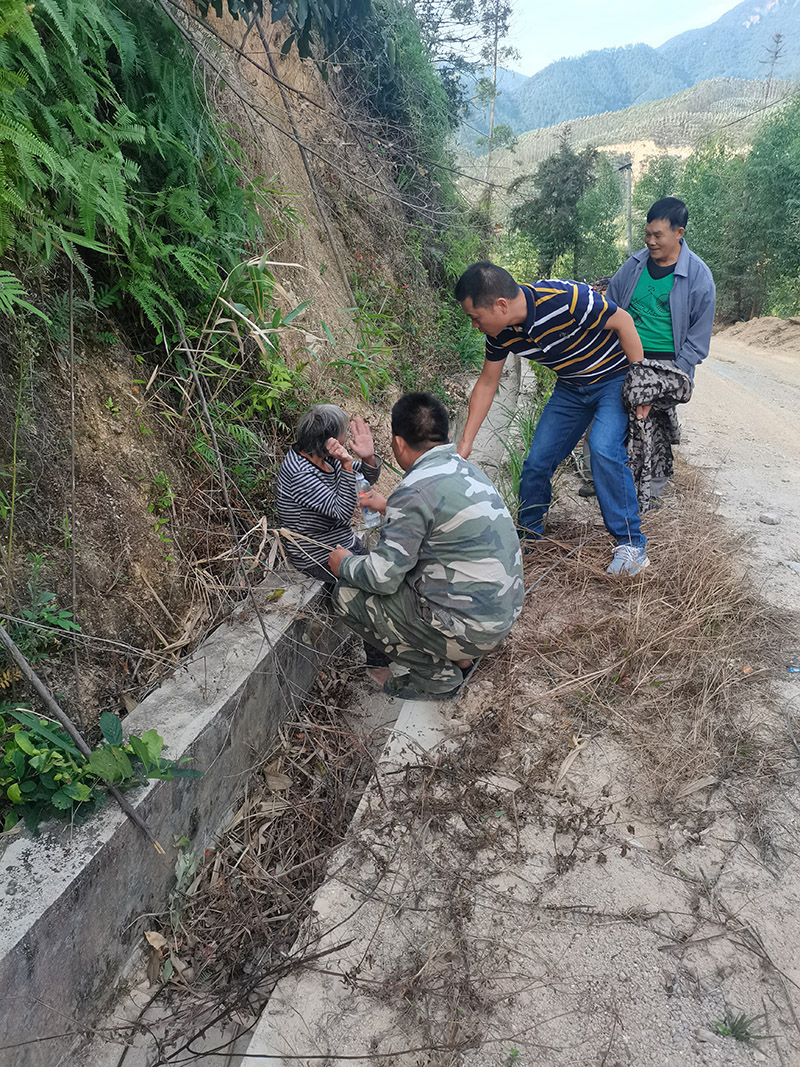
330, 488, 431, 594
604, 308, 644, 364
457, 358, 505, 460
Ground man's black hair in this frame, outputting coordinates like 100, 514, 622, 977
647, 197, 688, 230
454, 261, 520, 308
391, 392, 450, 450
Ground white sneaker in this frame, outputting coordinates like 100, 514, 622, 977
606, 544, 650, 577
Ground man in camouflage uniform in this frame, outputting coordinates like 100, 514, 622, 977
327, 392, 524, 700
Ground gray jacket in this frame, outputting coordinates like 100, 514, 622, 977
607, 240, 715, 380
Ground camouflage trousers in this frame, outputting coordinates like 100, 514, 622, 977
331, 580, 499, 694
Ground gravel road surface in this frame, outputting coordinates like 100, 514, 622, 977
680, 332, 800, 618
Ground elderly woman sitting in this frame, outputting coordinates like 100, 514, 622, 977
277, 404, 390, 682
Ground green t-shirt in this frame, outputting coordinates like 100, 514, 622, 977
629, 262, 675, 352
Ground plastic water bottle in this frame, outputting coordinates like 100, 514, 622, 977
355, 471, 381, 528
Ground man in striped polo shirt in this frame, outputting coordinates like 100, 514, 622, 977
455, 261, 649, 576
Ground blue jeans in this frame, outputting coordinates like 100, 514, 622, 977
518, 375, 645, 549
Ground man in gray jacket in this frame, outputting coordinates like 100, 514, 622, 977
607, 197, 715, 384
582, 197, 715, 500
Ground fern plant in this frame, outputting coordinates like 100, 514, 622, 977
0, 270, 48, 320
0, 0, 274, 335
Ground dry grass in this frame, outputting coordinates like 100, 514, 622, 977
494, 464, 785, 794
123, 463, 789, 1062
177, 663, 373, 969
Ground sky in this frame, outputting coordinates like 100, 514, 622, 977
505, 0, 739, 76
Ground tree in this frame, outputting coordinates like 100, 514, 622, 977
743, 96, 800, 314
477, 0, 517, 210
760, 32, 785, 103
575, 154, 624, 281
681, 141, 756, 321
508, 138, 598, 276
475, 121, 516, 152
631, 155, 683, 236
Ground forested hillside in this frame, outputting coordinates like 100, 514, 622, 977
459, 78, 788, 203
515, 44, 689, 134
462, 0, 800, 141
467, 79, 800, 328
659, 0, 799, 82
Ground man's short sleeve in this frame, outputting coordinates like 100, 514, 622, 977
485, 336, 510, 363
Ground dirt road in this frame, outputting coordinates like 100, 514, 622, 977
679, 332, 800, 617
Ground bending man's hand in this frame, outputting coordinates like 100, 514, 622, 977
328, 545, 353, 577
348, 417, 376, 465
458, 358, 505, 463
635, 404, 652, 419
359, 489, 387, 514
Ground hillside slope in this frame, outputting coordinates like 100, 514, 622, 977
0, 1, 479, 736
513, 43, 690, 133
659, 0, 800, 82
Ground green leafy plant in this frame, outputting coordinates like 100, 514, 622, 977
1, 707, 201, 833
150, 471, 175, 512
7, 554, 81, 665
145, 471, 175, 542
713, 1010, 768, 1043
0, 270, 49, 321
497, 372, 555, 516
104, 396, 121, 418
193, 0, 372, 66
0, 475, 18, 523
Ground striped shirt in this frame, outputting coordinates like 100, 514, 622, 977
276, 447, 381, 570
485, 281, 628, 384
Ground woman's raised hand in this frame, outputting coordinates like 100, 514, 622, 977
348, 417, 376, 464
324, 436, 353, 470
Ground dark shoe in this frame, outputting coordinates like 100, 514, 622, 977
383, 675, 462, 701
578, 484, 596, 498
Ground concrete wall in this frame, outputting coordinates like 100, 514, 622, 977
0, 579, 336, 1067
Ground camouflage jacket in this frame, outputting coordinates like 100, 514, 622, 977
337, 444, 524, 642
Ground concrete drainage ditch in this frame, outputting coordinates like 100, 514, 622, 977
0, 577, 343, 1067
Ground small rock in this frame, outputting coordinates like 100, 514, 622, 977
695, 1028, 719, 1044
784, 561, 800, 575
753, 1052, 767, 1064
759, 512, 781, 525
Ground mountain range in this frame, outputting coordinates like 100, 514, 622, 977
461, 0, 800, 148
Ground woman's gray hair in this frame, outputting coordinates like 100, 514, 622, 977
295, 404, 348, 456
